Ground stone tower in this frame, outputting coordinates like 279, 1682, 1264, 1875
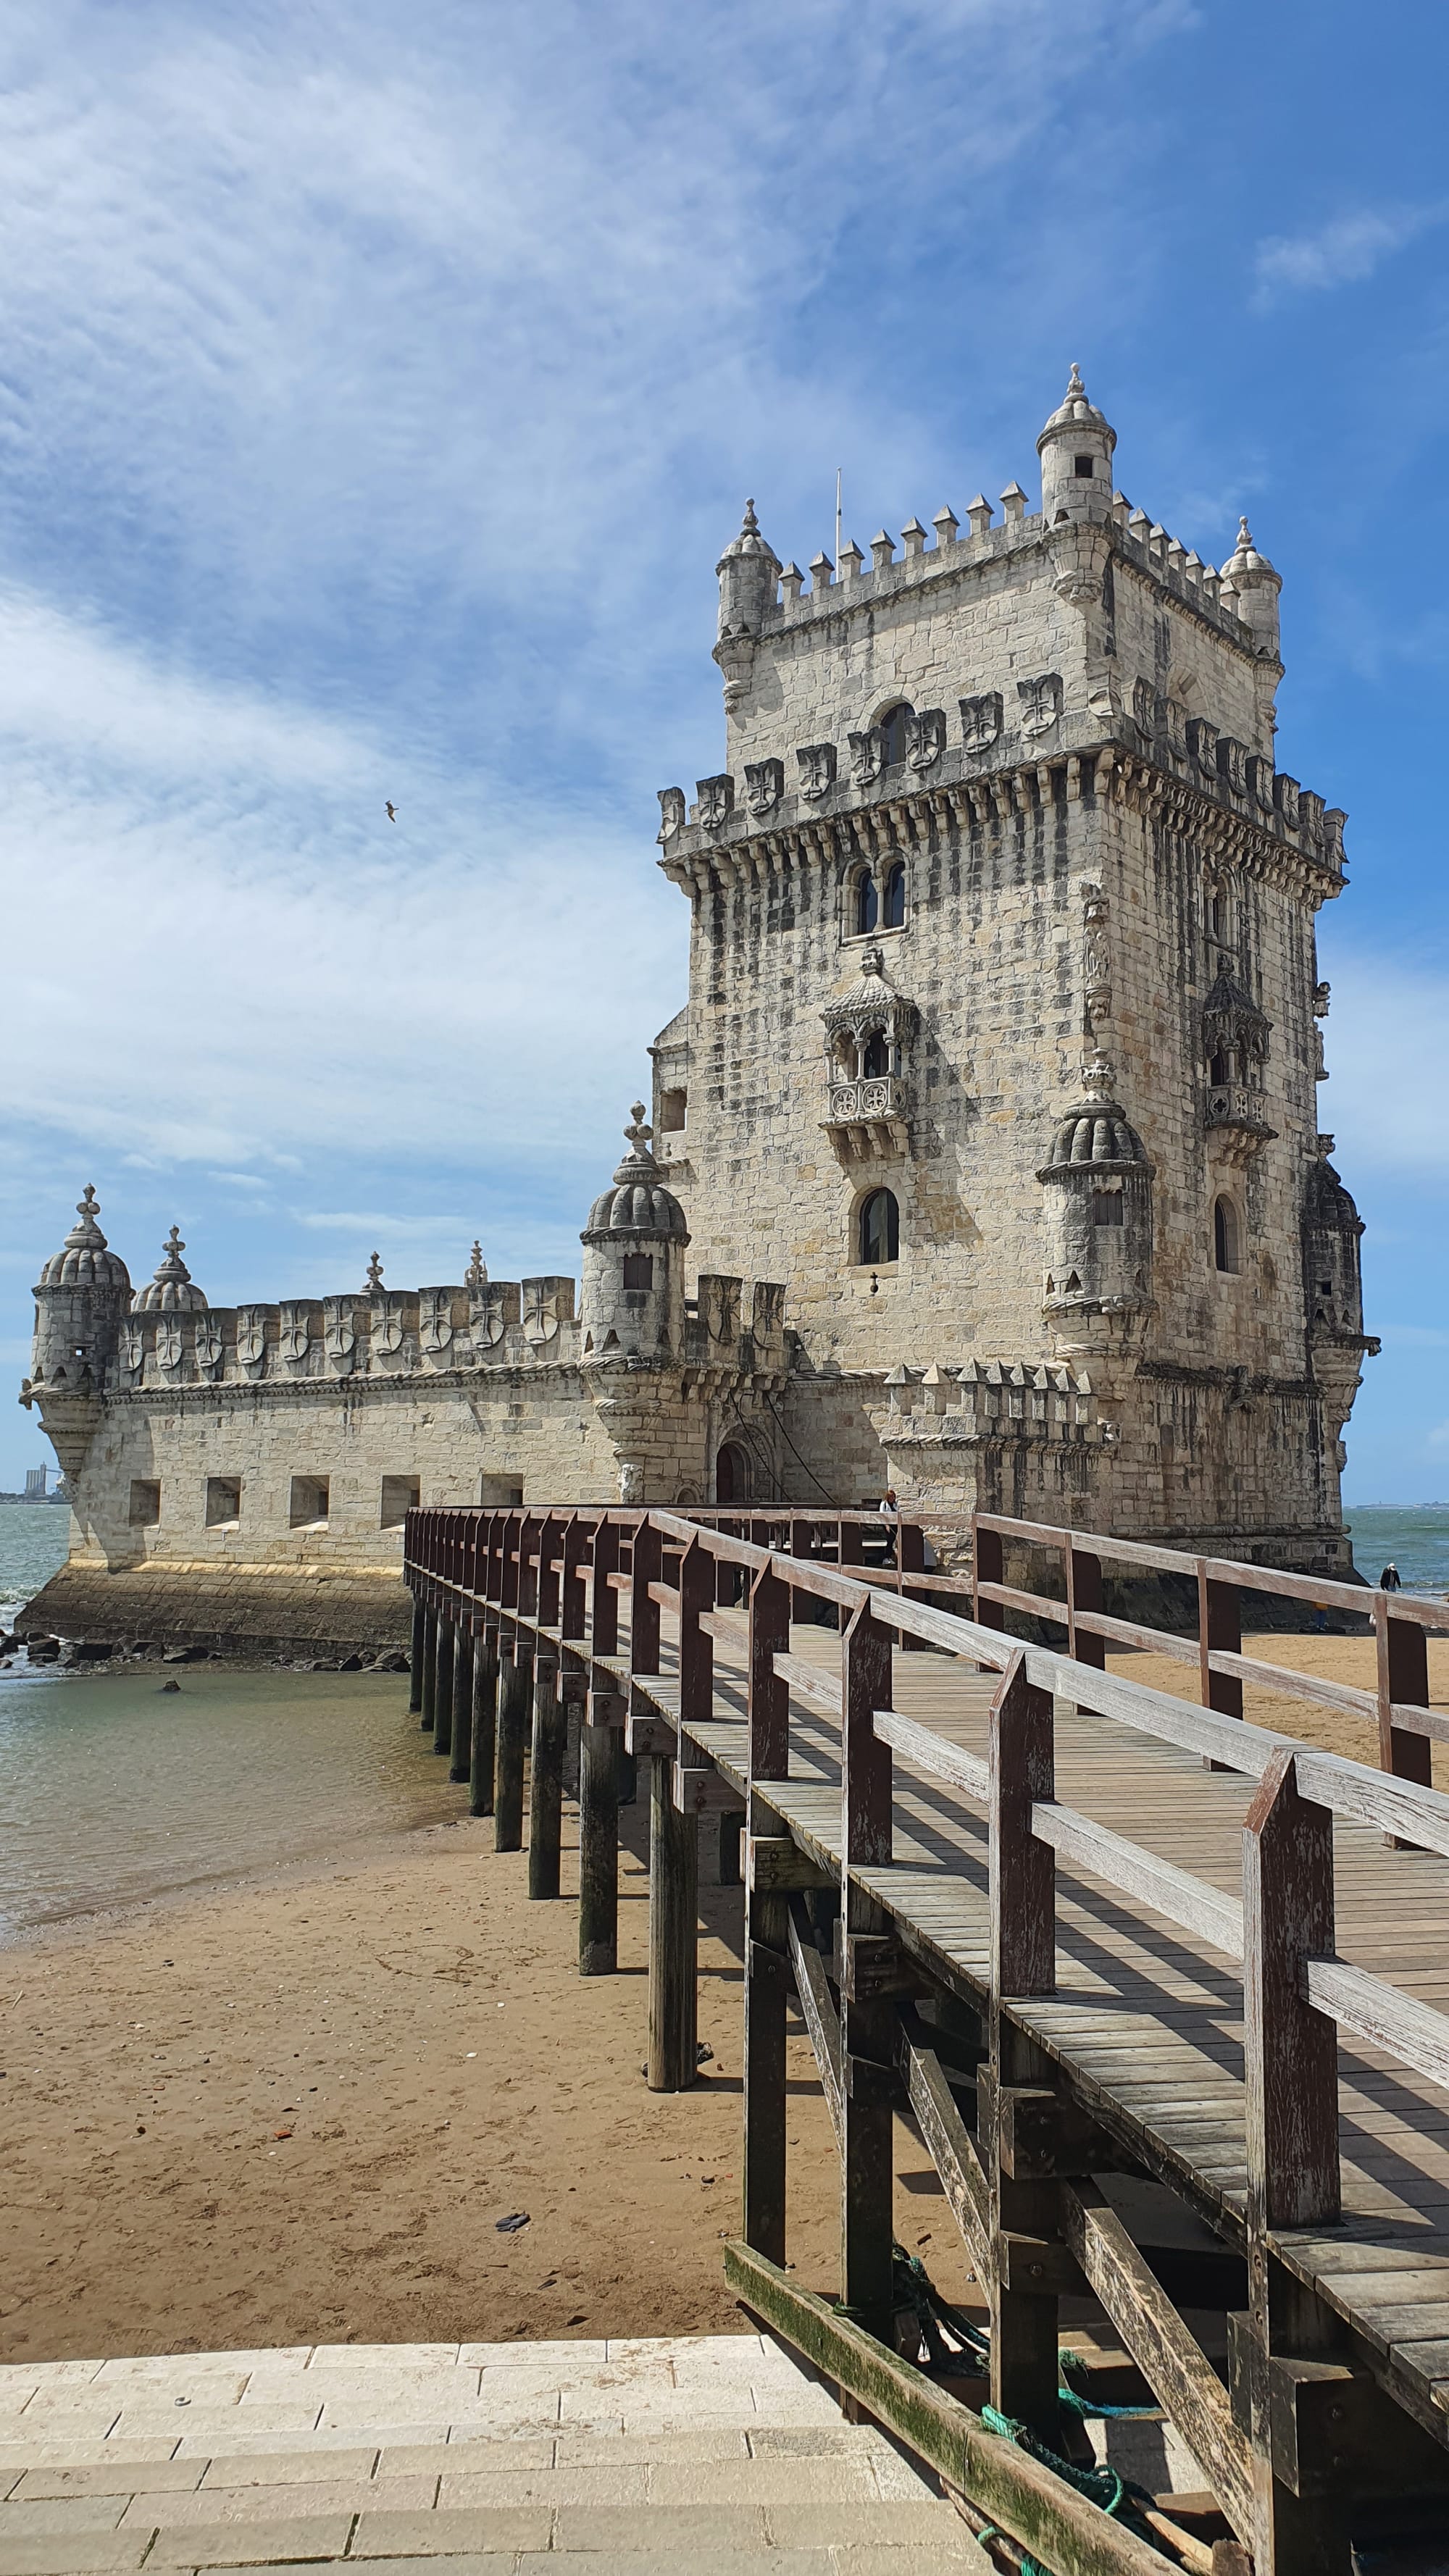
649, 372, 1372, 1564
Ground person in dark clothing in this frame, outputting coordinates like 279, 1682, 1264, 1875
1380, 1563, 1403, 1592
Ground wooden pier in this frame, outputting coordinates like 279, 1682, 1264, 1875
404, 1503, 1449, 2576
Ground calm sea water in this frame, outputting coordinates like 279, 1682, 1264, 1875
1342, 1506, 1449, 1599
0, 1505, 456, 1943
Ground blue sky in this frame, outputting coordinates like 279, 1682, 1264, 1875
1, 0, 1446, 1508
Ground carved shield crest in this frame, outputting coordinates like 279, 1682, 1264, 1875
696, 773, 734, 831
1132, 677, 1161, 735
1186, 716, 1219, 775
1274, 772, 1300, 829
1217, 735, 1247, 795
703, 1275, 740, 1345
957, 692, 1002, 753
656, 786, 686, 841
235, 1307, 267, 1369
122, 1319, 146, 1378
1016, 672, 1063, 738
796, 743, 837, 799
905, 709, 945, 771
472, 1286, 507, 1349
848, 727, 886, 786
279, 1300, 312, 1366
193, 1316, 223, 1377
154, 1317, 183, 1373
324, 1297, 356, 1369
372, 1293, 406, 1358
744, 757, 783, 818
523, 1279, 562, 1345
419, 1289, 454, 1359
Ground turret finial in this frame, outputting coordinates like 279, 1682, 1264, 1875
464, 1240, 487, 1292
1066, 361, 1085, 398
623, 1100, 654, 1157
741, 498, 758, 532
78, 1184, 100, 1221
365, 1250, 383, 1290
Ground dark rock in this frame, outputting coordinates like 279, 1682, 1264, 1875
25, 1637, 60, 1663
162, 1645, 207, 1665
338, 1652, 364, 1672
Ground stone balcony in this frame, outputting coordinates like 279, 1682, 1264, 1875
822, 1074, 910, 1163
1205, 1080, 1277, 1167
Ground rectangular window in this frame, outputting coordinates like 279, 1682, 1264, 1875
1092, 1191, 1124, 1227
659, 1088, 687, 1133
1074, 453, 1094, 478
622, 1252, 654, 1290
205, 1476, 241, 1529
380, 1473, 420, 1530
480, 1475, 524, 1506
129, 1479, 161, 1527
289, 1473, 330, 1528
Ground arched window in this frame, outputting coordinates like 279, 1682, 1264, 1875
1214, 1195, 1240, 1275
882, 860, 906, 929
858, 1187, 900, 1266
862, 1029, 890, 1079
880, 703, 914, 767
854, 869, 878, 934
715, 1441, 748, 1505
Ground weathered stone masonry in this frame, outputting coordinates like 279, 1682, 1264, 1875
19, 373, 1374, 1647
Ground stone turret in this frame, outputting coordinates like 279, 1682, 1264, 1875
1303, 1135, 1378, 1457
1220, 514, 1281, 658
1037, 364, 1116, 527
714, 500, 781, 711
1037, 1057, 1154, 1354
580, 1105, 690, 1364
20, 1186, 133, 1482
133, 1227, 208, 1312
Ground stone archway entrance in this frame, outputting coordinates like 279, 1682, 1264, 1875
714, 1441, 749, 1505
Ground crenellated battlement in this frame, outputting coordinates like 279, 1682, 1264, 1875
107, 1275, 584, 1392
874, 1357, 1108, 1448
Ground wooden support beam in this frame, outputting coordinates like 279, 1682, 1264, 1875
1061, 2181, 1254, 2548
590, 1518, 620, 1659
744, 1877, 789, 2263
561, 1513, 588, 1642
647, 1755, 698, 2091
632, 1518, 662, 1674
433, 1615, 455, 1760
787, 1898, 843, 2149
1378, 1598, 1433, 1831
1243, 1749, 1339, 2232
528, 1657, 566, 1899
409, 1593, 425, 1716
717, 1810, 744, 1886
626, 1710, 675, 1757
449, 1626, 473, 1784
469, 1624, 497, 1818
578, 1704, 621, 1976
420, 1601, 438, 1732
989, 1648, 1055, 2001
672, 1764, 743, 1815
749, 1563, 791, 1781
722, 2242, 1177, 2576
894, 2019, 991, 2278
495, 1640, 530, 1853
748, 1834, 835, 1893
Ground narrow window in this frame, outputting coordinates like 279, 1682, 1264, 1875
205, 1476, 241, 1528
129, 1479, 161, 1527
1074, 453, 1095, 479
622, 1252, 653, 1290
879, 703, 914, 767
854, 869, 878, 934
882, 860, 906, 929
659, 1087, 687, 1133
1214, 1196, 1240, 1275
289, 1473, 330, 1528
1091, 1191, 1124, 1228
858, 1187, 900, 1266
1208, 1047, 1229, 1087
862, 1029, 889, 1079
380, 1473, 419, 1529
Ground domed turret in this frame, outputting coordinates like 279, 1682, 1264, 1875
1302, 1135, 1377, 1452
714, 499, 782, 713
580, 1105, 689, 1363
1037, 364, 1116, 528
1037, 1056, 1154, 1350
1219, 515, 1281, 656
29, 1187, 132, 1387
133, 1226, 209, 1313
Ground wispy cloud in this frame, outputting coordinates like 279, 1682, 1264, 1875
1253, 203, 1446, 307
1318, 951, 1449, 1180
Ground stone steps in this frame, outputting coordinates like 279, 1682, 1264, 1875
0, 2336, 987, 2574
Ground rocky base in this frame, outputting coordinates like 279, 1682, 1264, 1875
12, 1565, 413, 1660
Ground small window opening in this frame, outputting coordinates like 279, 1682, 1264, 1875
858, 1187, 899, 1267
1214, 1196, 1240, 1276
659, 1087, 687, 1134
854, 869, 878, 934
1208, 890, 1228, 942
1319, 1279, 1333, 1295
289, 1473, 330, 1528
1092, 1191, 1124, 1227
480, 1475, 525, 1506
129, 1479, 161, 1528
1208, 1048, 1230, 1086
205, 1476, 241, 1528
380, 1473, 420, 1529
882, 860, 906, 929
1074, 453, 1095, 479
622, 1252, 654, 1291
862, 1029, 890, 1079
879, 703, 914, 768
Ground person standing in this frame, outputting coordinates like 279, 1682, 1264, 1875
1381, 1562, 1403, 1592
878, 1486, 899, 1566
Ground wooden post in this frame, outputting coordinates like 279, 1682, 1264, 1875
579, 1693, 622, 1975
839, 1597, 895, 2347
433, 1615, 454, 1759
678, 1535, 714, 1733
449, 1624, 474, 1782
631, 1517, 662, 1674
718, 1810, 744, 1885
537, 1513, 561, 1631
495, 1639, 530, 1852
647, 1752, 698, 2090
561, 1515, 588, 1641
469, 1623, 498, 1817
1377, 1598, 1433, 1807
408, 1593, 426, 1715
1066, 1539, 1105, 1677
1198, 1560, 1243, 1771
898, 1518, 927, 1651
528, 1657, 566, 1898
744, 1560, 793, 2261
973, 1518, 1006, 1640
1243, 1747, 1339, 2233
590, 1515, 619, 1659
838, 1515, 864, 1632
420, 1600, 438, 1731
987, 1648, 1059, 2437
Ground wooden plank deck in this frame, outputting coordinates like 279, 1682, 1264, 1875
614, 1604, 1449, 2446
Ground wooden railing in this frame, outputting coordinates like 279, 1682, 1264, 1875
404, 1502, 1449, 2567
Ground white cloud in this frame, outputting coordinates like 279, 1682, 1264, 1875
1253, 204, 1445, 306
1317, 950, 1449, 1179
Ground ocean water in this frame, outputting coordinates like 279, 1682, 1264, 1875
0, 1504, 456, 1942
1342, 1506, 1449, 1599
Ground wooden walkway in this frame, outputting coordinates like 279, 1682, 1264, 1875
406, 1505, 1449, 2575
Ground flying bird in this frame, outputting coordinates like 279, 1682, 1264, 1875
385, 800, 398, 822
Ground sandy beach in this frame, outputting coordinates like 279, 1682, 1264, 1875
4, 1631, 1444, 2367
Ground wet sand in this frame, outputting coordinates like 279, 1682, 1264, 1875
4, 1633, 1443, 2365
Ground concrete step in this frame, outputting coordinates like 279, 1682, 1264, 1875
0, 2337, 987, 2573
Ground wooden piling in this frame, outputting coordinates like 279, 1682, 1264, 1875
528, 1658, 566, 1899
420, 1601, 438, 1731
647, 1755, 698, 2090
449, 1626, 474, 1783
433, 1616, 454, 1758
579, 1698, 621, 1975
495, 1639, 530, 1852
408, 1594, 425, 1715
469, 1623, 497, 1817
